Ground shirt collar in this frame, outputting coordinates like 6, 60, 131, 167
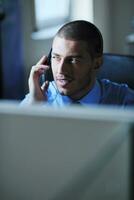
48, 80, 101, 106
78, 80, 101, 105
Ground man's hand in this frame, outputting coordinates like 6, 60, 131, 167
28, 56, 50, 103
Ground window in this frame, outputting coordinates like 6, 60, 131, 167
34, 0, 70, 30
32, 0, 93, 39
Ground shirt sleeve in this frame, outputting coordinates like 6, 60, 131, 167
20, 93, 32, 106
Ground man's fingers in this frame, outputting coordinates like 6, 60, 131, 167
41, 81, 49, 91
30, 64, 49, 76
33, 64, 49, 71
36, 55, 47, 65
41, 81, 49, 101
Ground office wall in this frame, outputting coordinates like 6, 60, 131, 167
94, 0, 134, 54
94, 0, 112, 53
20, 0, 52, 88
111, 0, 134, 54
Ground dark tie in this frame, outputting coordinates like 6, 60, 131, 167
71, 101, 81, 105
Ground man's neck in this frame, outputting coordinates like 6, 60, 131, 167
69, 79, 96, 101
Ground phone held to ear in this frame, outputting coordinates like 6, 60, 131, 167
40, 49, 53, 84
44, 49, 53, 82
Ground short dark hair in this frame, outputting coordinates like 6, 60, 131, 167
55, 20, 103, 58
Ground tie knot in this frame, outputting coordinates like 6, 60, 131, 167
71, 101, 81, 105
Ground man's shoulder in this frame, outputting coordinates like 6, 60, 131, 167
98, 79, 134, 105
98, 78, 133, 93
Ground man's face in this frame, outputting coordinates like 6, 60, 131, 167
51, 36, 98, 100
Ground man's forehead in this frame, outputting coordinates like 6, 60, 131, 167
53, 35, 87, 44
52, 36, 88, 52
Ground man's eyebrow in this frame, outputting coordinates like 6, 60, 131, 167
68, 55, 83, 59
52, 52, 83, 59
51, 52, 60, 56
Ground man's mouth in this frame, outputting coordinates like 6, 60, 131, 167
56, 76, 73, 87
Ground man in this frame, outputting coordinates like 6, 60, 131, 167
21, 20, 134, 106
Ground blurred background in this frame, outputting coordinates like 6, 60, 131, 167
0, 0, 134, 100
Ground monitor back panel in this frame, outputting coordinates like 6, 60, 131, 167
0, 105, 133, 200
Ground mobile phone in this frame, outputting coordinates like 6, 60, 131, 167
44, 49, 53, 82
40, 49, 53, 84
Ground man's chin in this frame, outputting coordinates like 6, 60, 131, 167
58, 87, 71, 96
59, 90, 69, 96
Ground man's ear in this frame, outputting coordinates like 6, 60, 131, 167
94, 56, 103, 70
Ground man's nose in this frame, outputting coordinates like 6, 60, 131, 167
57, 58, 67, 73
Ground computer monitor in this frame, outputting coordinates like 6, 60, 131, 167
0, 101, 134, 200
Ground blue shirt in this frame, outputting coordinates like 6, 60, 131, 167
21, 79, 134, 107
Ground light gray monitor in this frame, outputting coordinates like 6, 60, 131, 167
0, 102, 134, 200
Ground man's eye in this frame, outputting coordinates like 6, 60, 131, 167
52, 55, 60, 61
52, 55, 56, 59
70, 58, 81, 64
